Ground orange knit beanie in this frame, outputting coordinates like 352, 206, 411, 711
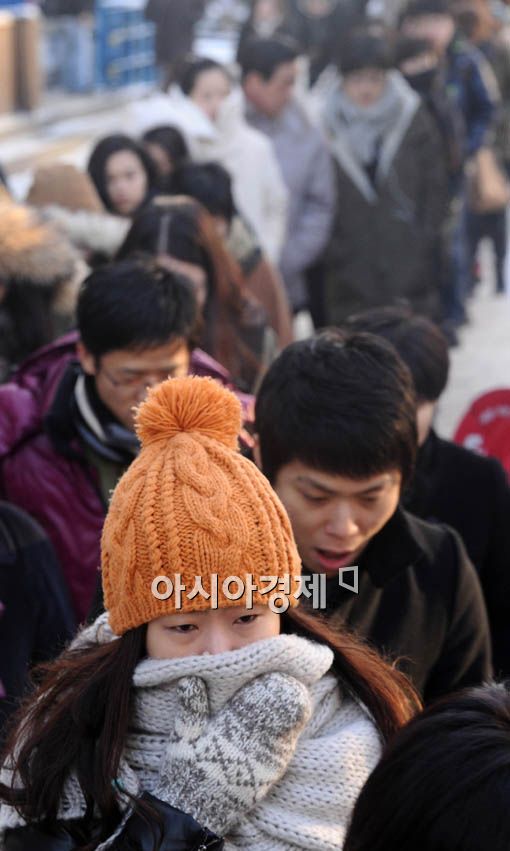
102, 376, 302, 634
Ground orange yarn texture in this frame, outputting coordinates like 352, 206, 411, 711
102, 376, 302, 634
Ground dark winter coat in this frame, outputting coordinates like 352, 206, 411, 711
3, 793, 223, 850
0, 503, 75, 740
0, 334, 252, 624
446, 34, 498, 158
324, 83, 448, 324
404, 428, 510, 679
309, 507, 492, 703
144, 0, 205, 64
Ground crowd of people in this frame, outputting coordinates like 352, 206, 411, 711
1, 0, 510, 848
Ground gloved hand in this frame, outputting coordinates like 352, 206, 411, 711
153, 672, 312, 835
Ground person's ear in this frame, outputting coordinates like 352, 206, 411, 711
252, 434, 263, 470
76, 340, 97, 376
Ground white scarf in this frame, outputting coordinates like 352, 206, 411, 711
1, 615, 382, 850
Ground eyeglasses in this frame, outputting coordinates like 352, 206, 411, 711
99, 365, 175, 391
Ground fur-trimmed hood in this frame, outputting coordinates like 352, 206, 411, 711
0, 202, 78, 286
38, 205, 130, 258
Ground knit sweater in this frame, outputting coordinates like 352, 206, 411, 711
0, 616, 382, 850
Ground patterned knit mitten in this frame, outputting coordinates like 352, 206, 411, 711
153, 672, 312, 835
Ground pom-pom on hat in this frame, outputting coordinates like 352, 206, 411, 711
102, 376, 302, 634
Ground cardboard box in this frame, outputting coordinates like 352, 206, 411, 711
0, 12, 15, 114
15, 11, 42, 111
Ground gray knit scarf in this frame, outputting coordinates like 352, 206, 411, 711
327, 72, 405, 168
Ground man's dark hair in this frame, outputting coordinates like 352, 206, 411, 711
77, 257, 198, 359
344, 683, 510, 851
345, 306, 449, 402
169, 162, 236, 223
238, 36, 299, 81
402, 0, 451, 21
176, 56, 230, 96
338, 33, 392, 75
255, 329, 417, 485
395, 35, 435, 65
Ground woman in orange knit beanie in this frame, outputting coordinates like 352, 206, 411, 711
0, 377, 419, 851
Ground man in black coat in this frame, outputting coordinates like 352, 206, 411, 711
255, 329, 492, 702
346, 305, 510, 680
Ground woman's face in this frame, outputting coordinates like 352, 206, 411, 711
254, 0, 284, 22
343, 68, 388, 108
190, 68, 231, 123
146, 605, 281, 658
157, 254, 208, 311
105, 149, 149, 216
144, 141, 174, 178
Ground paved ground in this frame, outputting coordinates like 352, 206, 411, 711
435, 242, 510, 438
1, 91, 508, 440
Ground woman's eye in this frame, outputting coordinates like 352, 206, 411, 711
169, 624, 197, 633
235, 615, 258, 625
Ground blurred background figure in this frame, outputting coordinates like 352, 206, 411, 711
0, 201, 80, 381
400, 0, 498, 336
0, 503, 75, 743
87, 134, 158, 219
240, 36, 336, 323
41, 0, 95, 94
142, 125, 191, 185
289, 0, 367, 85
453, 1, 510, 295
322, 32, 448, 323
237, 0, 293, 59
25, 163, 130, 267
116, 196, 277, 392
169, 161, 293, 345
144, 0, 206, 90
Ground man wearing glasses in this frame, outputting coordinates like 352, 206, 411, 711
0, 259, 198, 625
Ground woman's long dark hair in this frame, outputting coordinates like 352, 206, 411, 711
0, 606, 419, 849
0, 627, 146, 849
87, 134, 158, 215
116, 196, 265, 391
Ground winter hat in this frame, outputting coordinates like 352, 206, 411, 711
102, 376, 302, 634
0, 202, 78, 286
26, 163, 105, 213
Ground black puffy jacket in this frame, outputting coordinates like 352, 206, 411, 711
3, 793, 224, 850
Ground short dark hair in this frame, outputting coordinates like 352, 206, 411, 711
338, 33, 392, 75
87, 134, 157, 213
255, 329, 417, 484
395, 35, 435, 65
142, 125, 189, 170
77, 257, 198, 359
345, 306, 449, 402
169, 162, 236, 223
402, 0, 451, 21
176, 56, 230, 96
238, 36, 299, 81
344, 683, 510, 851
